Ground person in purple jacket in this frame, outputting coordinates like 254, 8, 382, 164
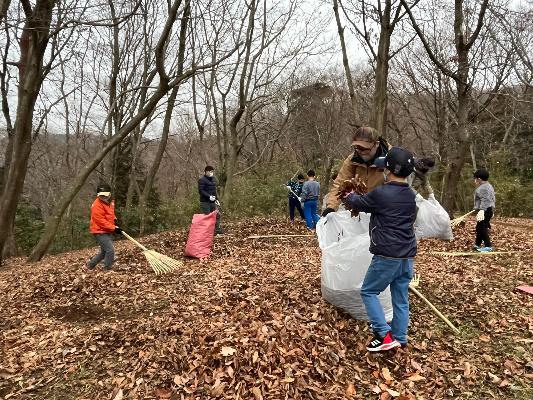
342, 147, 417, 352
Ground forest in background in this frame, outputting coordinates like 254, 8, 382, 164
1, 0, 533, 261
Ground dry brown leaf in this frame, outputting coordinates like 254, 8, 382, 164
154, 388, 172, 399
407, 373, 425, 382
386, 388, 401, 397
112, 389, 123, 400
382, 367, 394, 382
345, 382, 356, 397
252, 386, 263, 400
380, 392, 391, 400
220, 346, 236, 356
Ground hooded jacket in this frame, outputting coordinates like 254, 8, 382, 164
90, 198, 116, 234
326, 138, 390, 210
345, 181, 417, 258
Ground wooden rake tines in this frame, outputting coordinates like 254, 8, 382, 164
450, 210, 475, 228
121, 231, 183, 275
409, 273, 460, 334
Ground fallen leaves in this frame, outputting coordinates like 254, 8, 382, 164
0, 218, 532, 399
220, 346, 236, 356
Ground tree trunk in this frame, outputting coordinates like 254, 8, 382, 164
0, 2, 56, 264
139, 86, 179, 234
332, 0, 359, 124
442, 59, 470, 213
371, 3, 392, 136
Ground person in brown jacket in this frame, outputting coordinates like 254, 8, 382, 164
322, 126, 391, 217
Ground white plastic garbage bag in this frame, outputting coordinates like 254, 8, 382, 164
316, 211, 393, 321
414, 194, 453, 240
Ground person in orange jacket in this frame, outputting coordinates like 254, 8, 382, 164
87, 183, 122, 271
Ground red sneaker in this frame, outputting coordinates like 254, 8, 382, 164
366, 332, 400, 352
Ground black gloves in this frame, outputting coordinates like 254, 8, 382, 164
322, 208, 335, 217
114, 227, 122, 234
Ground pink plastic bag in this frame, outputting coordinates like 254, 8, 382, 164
184, 211, 217, 258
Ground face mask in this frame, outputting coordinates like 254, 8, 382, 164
206, 171, 214, 177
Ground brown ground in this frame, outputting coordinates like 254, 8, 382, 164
0, 217, 532, 399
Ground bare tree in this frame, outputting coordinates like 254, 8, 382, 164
337, 0, 416, 135
400, 0, 512, 213
28, 0, 239, 261
332, 0, 360, 123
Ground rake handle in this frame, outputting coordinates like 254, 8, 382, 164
121, 231, 149, 252
451, 209, 475, 224
409, 286, 460, 335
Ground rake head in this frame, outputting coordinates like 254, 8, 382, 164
450, 217, 465, 228
450, 210, 475, 228
410, 273, 420, 288
143, 250, 183, 275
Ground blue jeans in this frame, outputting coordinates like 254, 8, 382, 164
88, 233, 115, 270
361, 255, 414, 344
303, 199, 320, 229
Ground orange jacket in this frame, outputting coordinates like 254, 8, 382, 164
90, 198, 116, 234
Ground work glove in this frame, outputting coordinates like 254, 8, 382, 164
476, 210, 485, 222
299, 197, 304, 203
415, 193, 424, 203
215, 200, 221, 207
209, 195, 216, 202
285, 185, 291, 191
428, 193, 436, 201
322, 207, 335, 217
114, 226, 122, 234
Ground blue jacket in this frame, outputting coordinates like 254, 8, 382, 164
198, 175, 218, 202
345, 181, 417, 258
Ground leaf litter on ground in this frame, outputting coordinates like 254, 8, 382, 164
0, 217, 532, 399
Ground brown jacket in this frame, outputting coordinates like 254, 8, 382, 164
326, 141, 392, 210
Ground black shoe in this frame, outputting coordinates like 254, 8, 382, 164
215, 230, 224, 235
366, 332, 400, 352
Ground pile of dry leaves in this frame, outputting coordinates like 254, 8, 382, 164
0, 217, 532, 399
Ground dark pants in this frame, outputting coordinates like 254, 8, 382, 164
200, 201, 222, 233
288, 196, 304, 221
88, 233, 115, 270
475, 207, 493, 247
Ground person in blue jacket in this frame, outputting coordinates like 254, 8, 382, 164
342, 147, 417, 352
198, 165, 223, 234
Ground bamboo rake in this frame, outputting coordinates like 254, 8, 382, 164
429, 251, 515, 257
121, 231, 183, 275
450, 210, 475, 227
409, 274, 460, 334
246, 234, 314, 239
